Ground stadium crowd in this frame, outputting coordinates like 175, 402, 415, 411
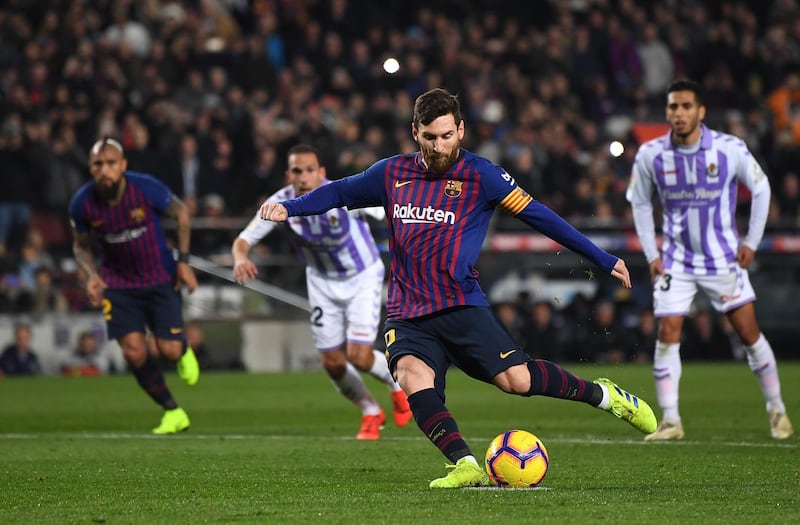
1, 0, 799, 364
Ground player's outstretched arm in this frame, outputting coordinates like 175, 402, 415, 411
260, 202, 288, 222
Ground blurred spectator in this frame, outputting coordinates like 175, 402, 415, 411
636, 22, 674, 102
493, 302, 525, 347
623, 309, 657, 364
766, 64, 800, 147
22, 267, 69, 317
774, 172, 800, 224
521, 301, 566, 362
0, 322, 40, 376
16, 229, 56, 290
579, 299, 627, 364
0, 114, 34, 252
61, 331, 112, 377
682, 308, 734, 361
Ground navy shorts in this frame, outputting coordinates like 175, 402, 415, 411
383, 306, 531, 401
103, 285, 185, 341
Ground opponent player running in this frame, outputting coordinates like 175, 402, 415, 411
259, 89, 656, 488
627, 79, 793, 440
232, 144, 411, 440
70, 138, 200, 435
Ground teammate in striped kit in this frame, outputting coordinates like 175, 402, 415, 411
627, 79, 793, 441
260, 89, 656, 488
69, 138, 200, 435
232, 144, 411, 440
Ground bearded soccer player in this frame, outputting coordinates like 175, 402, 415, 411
627, 79, 793, 441
258, 88, 657, 488
69, 138, 200, 434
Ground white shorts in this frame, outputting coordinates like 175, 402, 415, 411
306, 260, 385, 352
652, 267, 756, 317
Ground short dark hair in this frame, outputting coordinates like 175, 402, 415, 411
287, 144, 322, 164
413, 88, 463, 127
667, 79, 704, 106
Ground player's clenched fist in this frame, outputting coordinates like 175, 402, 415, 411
260, 202, 288, 222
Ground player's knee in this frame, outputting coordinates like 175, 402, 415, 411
345, 344, 373, 371
156, 339, 183, 361
121, 345, 147, 367
493, 364, 531, 395
320, 350, 347, 379
394, 355, 434, 394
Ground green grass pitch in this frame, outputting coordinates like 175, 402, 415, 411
1, 363, 798, 524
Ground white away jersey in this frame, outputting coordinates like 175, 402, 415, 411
626, 124, 771, 275
239, 182, 384, 278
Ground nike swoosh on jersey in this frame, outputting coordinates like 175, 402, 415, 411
499, 350, 517, 359
394, 180, 413, 188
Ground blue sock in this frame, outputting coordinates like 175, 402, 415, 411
133, 356, 178, 410
527, 360, 602, 406
408, 388, 472, 463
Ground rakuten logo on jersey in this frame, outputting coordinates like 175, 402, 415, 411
392, 203, 455, 225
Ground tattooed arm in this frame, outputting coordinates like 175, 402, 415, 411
164, 195, 197, 292
72, 229, 106, 307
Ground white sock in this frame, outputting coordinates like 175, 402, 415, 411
461, 455, 479, 467
596, 383, 610, 410
369, 349, 402, 392
653, 341, 682, 422
745, 333, 786, 414
330, 362, 381, 415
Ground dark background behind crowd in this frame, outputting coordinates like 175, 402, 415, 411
2, 0, 799, 367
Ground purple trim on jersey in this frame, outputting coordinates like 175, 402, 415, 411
674, 151, 694, 271
355, 217, 379, 262
654, 310, 691, 318
697, 149, 717, 274
720, 297, 755, 314
719, 153, 737, 263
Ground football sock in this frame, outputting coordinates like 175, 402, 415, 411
330, 362, 382, 416
744, 333, 786, 414
132, 356, 178, 410
408, 388, 472, 463
653, 341, 682, 422
526, 360, 602, 406
368, 349, 403, 392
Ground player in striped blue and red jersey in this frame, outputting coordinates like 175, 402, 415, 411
260, 88, 657, 488
69, 138, 200, 435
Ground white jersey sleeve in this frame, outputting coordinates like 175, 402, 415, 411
626, 145, 661, 263
734, 150, 771, 251
354, 206, 386, 221
237, 185, 294, 246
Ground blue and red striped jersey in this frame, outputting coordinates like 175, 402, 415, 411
282, 150, 618, 320
69, 172, 177, 289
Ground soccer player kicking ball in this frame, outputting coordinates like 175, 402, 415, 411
233, 144, 412, 440
259, 88, 656, 488
627, 79, 793, 441
70, 138, 200, 435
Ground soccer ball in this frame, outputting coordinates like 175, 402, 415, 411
485, 430, 549, 487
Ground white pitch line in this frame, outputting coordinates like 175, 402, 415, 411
0, 433, 796, 449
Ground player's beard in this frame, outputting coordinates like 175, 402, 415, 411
673, 116, 700, 141
95, 180, 122, 202
423, 146, 460, 174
